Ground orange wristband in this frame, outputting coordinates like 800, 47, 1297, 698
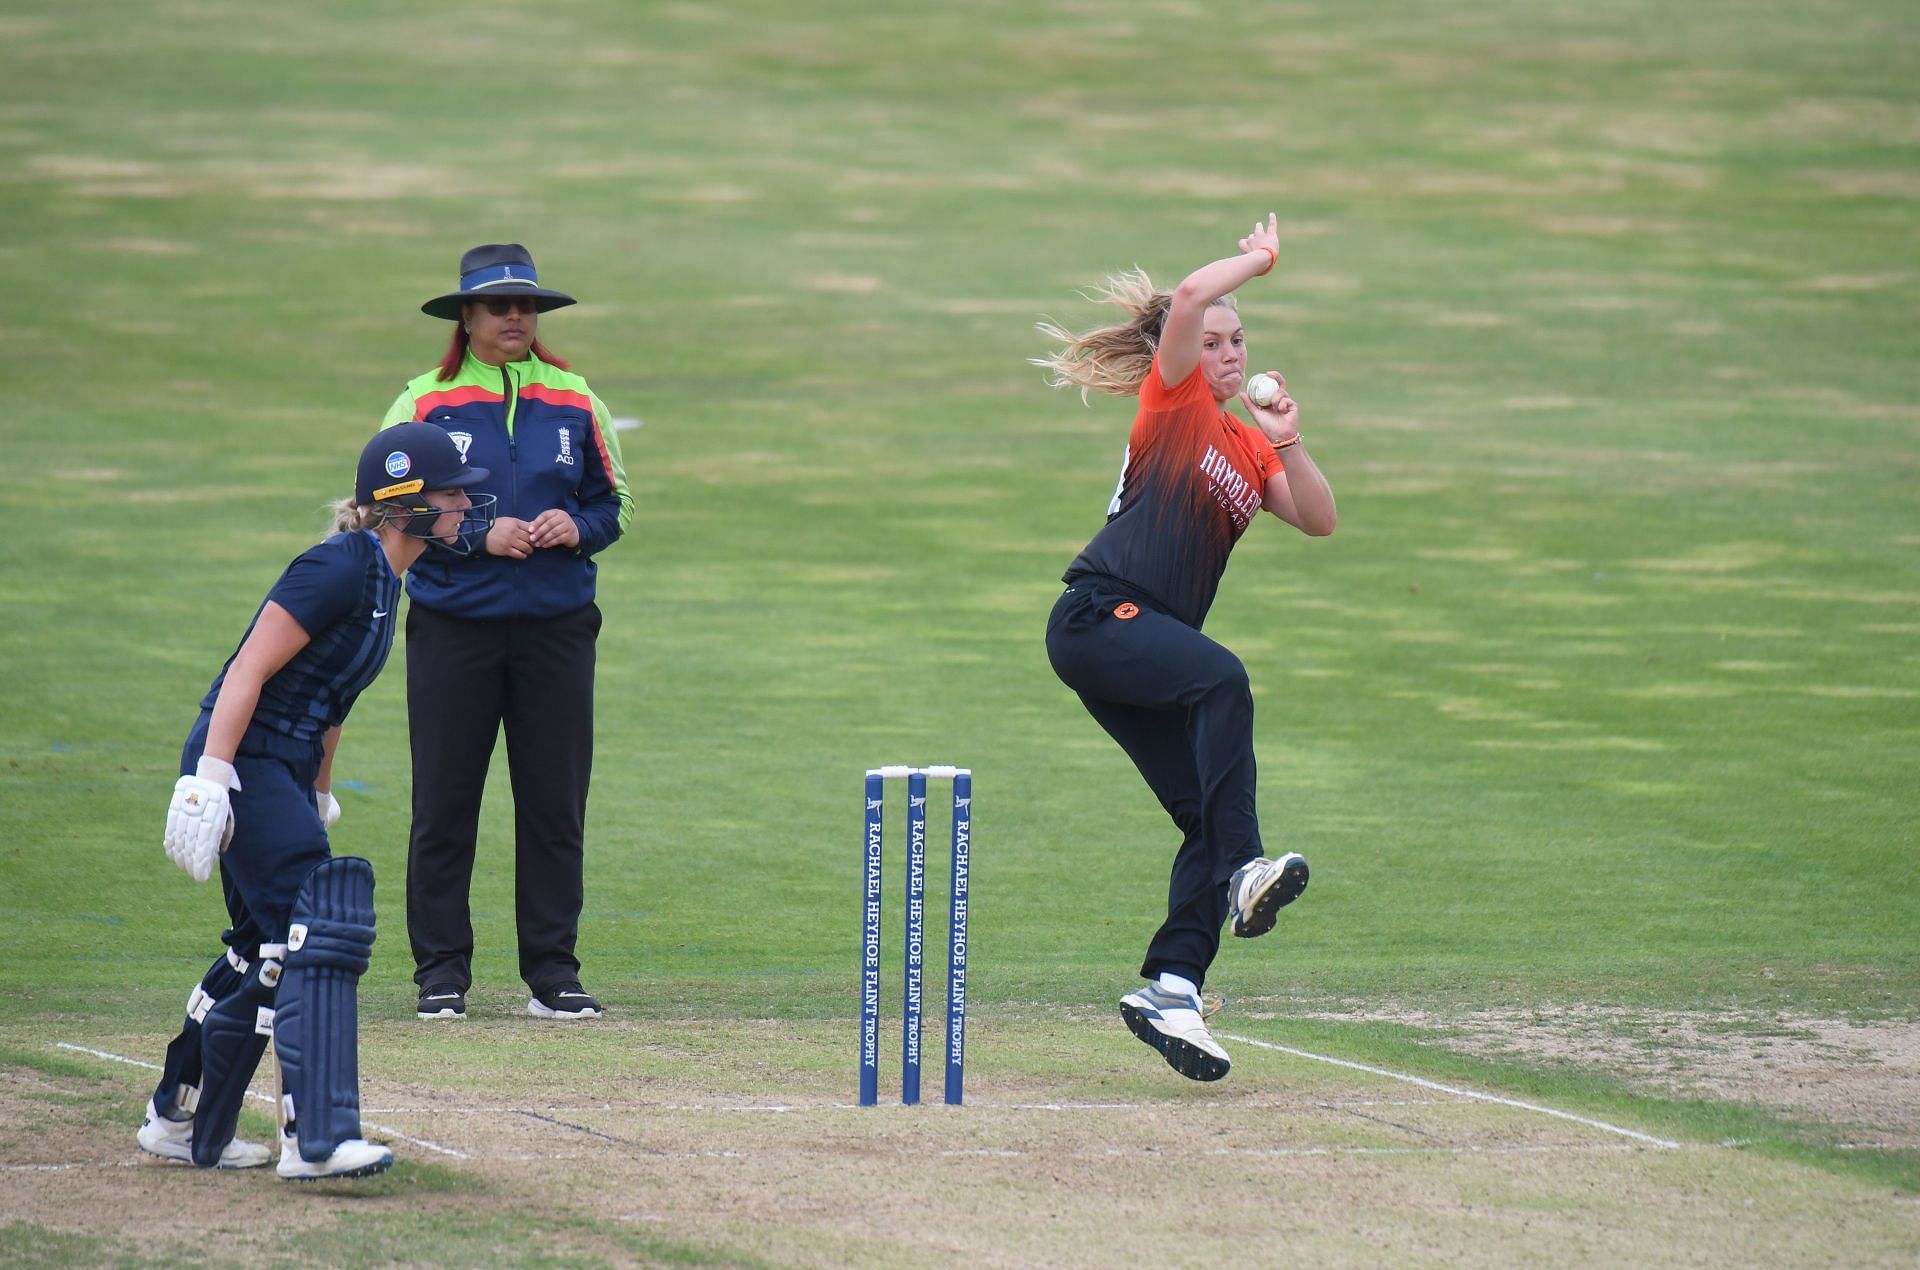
1273, 434, 1301, 451
1253, 247, 1276, 275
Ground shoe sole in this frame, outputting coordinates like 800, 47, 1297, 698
139, 1143, 271, 1169
1231, 853, 1309, 938
416, 1008, 466, 1019
1119, 1002, 1230, 1082
279, 1156, 394, 1182
138, 1130, 271, 1169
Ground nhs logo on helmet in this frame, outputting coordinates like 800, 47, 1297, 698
384, 451, 412, 478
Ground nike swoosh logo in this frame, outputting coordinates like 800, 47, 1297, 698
372, 609, 389, 618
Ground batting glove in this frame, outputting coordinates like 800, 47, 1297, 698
164, 756, 241, 884
316, 787, 341, 829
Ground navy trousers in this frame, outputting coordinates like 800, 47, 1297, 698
152, 720, 328, 1117
1046, 578, 1264, 989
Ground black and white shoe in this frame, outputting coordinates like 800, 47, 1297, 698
1228, 853, 1309, 938
528, 982, 602, 1019
416, 985, 467, 1020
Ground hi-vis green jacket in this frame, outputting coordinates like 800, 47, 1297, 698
383, 350, 633, 620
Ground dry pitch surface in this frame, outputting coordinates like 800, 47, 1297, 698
7, 1013, 1918, 1267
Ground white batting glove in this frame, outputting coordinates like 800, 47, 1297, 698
163, 756, 241, 884
316, 787, 341, 829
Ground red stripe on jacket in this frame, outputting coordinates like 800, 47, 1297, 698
411, 384, 503, 419
521, 384, 594, 412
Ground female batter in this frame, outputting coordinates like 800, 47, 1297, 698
141, 423, 490, 1177
1036, 213, 1337, 1081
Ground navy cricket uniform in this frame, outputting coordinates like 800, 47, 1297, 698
1046, 356, 1287, 989
152, 529, 400, 1117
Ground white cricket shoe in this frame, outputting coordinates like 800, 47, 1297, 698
136, 1099, 270, 1169
1119, 984, 1231, 1082
276, 1130, 394, 1181
1228, 852, 1309, 938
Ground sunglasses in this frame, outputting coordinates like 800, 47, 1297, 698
477, 296, 539, 316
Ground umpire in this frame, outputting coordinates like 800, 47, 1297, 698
384, 243, 634, 1022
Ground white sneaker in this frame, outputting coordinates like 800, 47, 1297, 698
136, 1099, 270, 1169
276, 1129, 394, 1181
1229, 853, 1308, 938
1119, 985, 1231, 1081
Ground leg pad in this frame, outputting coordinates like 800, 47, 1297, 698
274, 857, 376, 1163
190, 953, 278, 1167
150, 948, 254, 1118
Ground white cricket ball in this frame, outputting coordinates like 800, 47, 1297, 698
1247, 373, 1280, 407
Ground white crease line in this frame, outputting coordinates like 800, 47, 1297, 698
930, 1143, 1655, 1160
52, 1042, 468, 1159
54, 1040, 1675, 1150
1217, 1033, 1680, 1149
1317, 1099, 1463, 1108
367, 1104, 812, 1115
1202, 1143, 1652, 1158
5, 1160, 142, 1173
54, 1042, 164, 1069
350, 1126, 466, 1160
374, 1102, 1153, 1115
497, 1151, 748, 1162
848, 1101, 1181, 1111
376, 1098, 1459, 1115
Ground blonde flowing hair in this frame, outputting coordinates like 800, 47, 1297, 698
329, 498, 384, 536
1031, 269, 1236, 400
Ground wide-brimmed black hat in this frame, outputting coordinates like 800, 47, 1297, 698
420, 243, 577, 320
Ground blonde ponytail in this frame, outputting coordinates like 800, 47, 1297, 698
1031, 268, 1238, 400
330, 498, 383, 536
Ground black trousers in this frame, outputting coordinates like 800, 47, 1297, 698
405, 601, 600, 995
1045, 578, 1264, 990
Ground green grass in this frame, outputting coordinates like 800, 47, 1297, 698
1, 0, 1916, 1263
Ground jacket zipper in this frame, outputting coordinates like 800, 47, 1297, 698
502, 363, 519, 464
504, 363, 521, 607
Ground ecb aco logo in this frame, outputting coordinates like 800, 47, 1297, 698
447, 431, 475, 463
555, 427, 574, 466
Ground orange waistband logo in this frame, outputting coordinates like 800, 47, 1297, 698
1114, 602, 1139, 620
